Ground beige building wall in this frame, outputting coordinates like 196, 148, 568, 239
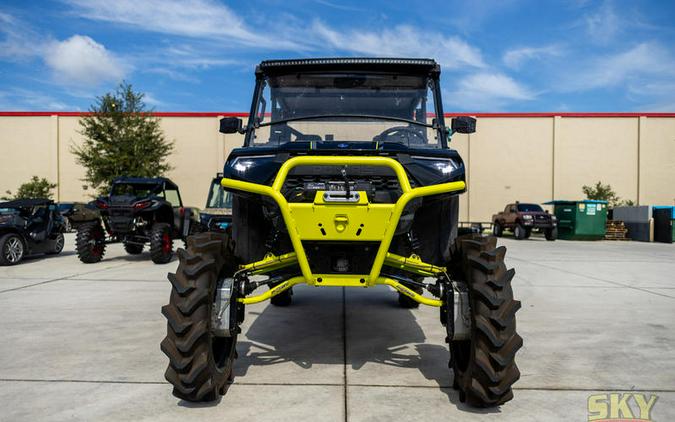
0, 116, 55, 198
555, 117, 639, 206
468, 118, 554, 222
1, 113, 674, 222
639, 118, 675, 206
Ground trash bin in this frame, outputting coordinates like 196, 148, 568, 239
653, 206, 675, 243
613, 206, 653, 242
544, 200, 608, 240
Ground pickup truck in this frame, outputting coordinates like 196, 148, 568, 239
492, 202, 557, 240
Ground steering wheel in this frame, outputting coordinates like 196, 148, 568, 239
374, 126, 426, 145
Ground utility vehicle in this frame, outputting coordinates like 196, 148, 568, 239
162, 58, 522, 407
75, 177, 198, 264
199, 174, 232, 232
0, 198, 65, 265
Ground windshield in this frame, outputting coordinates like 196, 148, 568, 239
111, 183, 163, 198
517, 204, 544, 212
206, 181, 232, 209
247, 72, 443, 148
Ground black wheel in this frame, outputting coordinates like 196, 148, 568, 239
398, 284, 423, 308
270, 283, 293, 306
75, 221, 106, 263
514, 223, 527, 240
524, 228, 532, 239
492, 222, 503, 237
150, 223, 173, 264
161, 232, 241, 402
448, 234, 522, 407
545, 227, 557, 241
124, 241, 144, 255
0, 233, 25, 265
46, 233, 65, 255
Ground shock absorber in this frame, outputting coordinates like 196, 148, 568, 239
407, 230, 423, 255
264, 229, 281, 254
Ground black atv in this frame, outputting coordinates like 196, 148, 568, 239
74, 177, 199, 264
0, 198, 66, 265
199, 174, 232, 232
162, 58, 522, 407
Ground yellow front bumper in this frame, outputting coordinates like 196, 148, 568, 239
222, 155, 464, 306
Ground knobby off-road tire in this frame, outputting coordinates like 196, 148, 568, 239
75, 221, 106, 263
545, 227, 558, 241
449, 234, 522, 407
161, 232, 240, 402
150, 223, 173, 264
123, 241, 143, 255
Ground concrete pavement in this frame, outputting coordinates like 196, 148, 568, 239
0, 234, 674, 421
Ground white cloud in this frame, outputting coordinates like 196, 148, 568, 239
562, 42, 675, 91
63, 0, 300, 49
503, 45, 564, 69
44, 35, 128, 86
0, 88, 71, 110
583, 1, 620, 44
0, 12, 45, 60
309, 21, 485, 69
445, 73, 534, 110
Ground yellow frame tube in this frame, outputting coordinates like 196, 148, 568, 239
239, 275, 442, 307
222, 156, 464, 287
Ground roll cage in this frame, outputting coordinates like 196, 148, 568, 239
243, 58, 450, 148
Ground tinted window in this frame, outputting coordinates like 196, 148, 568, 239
111, 183, 162, 198
250, 72, 441, 148
517, 204, 543, 212
164, 189, 181, 207
206, 181, 232, 208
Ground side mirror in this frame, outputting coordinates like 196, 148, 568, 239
451, 116, 476, 134
219, 117, 243, 134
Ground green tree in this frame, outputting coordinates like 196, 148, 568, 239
72, 82, 174, 195
3, 176, 57, 200
582, 181, 634, 207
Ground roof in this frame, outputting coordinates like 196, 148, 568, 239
543, 200, 609, 205
112, 177, 178, 190
257, 57, 439, 76
0, 198, 54, 208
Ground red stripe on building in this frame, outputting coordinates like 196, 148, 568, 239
0, 111, 673, 118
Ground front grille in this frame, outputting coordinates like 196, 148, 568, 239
283, 175, 405, 203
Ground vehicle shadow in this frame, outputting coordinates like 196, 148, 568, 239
234, 285, 500, 413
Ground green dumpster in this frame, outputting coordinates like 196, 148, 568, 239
544, 200, 608, 240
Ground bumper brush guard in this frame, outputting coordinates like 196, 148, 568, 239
221, 156, 465, 306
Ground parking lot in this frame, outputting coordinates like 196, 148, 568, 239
0, 234, 674, 421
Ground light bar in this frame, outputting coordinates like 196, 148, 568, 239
260, 58, 437, 67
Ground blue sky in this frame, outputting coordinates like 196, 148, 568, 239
1, 0, 674, 112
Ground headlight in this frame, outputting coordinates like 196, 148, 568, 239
410, 156, 461, 175
230, 155, 275, 174
522, 215, 533, 220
